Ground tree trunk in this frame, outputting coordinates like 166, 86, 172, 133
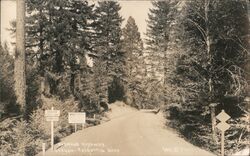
247, 0, 250, 22
205, 0, 218, 144
70, 72, 76, 95
15, 0, 26, 117
210, 103, 218, 144
205, 0, 213, 98
0, 1, 1, 44
246, 0, 250, 96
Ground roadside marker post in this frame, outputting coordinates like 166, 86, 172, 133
216, 110, 231, 156
82, 123, 85, 129
210, 103, 218, 144
42, 143, 46, 156
45, 107, 60, 151
51, 114, 54, 150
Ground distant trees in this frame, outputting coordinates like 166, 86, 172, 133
122, 16, 144, 80
22, 0, 129, 113
93, 1, 124, 103
122, 16, 145, 108
145, 0, 174, 83
145, 0, 179, 108
0, 46, 18, 116
26, 0, 95, 97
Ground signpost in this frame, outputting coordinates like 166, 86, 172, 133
42, 143, 46, 156
210, 103, 218, 143
45, 107, 60, 150
216, 110, 231, 156
68, 112, 86, 132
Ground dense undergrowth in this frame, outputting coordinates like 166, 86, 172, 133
166, 102, 249, 156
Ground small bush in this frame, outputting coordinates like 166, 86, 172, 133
0, 118, 43, 156
167, 108, 250, 156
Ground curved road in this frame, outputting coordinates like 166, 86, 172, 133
41, 106, 215, 156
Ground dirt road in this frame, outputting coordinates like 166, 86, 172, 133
40, 103, 215, 156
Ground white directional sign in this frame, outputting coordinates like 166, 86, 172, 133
45, 110, 60, 117
46, 116, 59, 122
45, 109, 60, 121
216, 122, 230, 132
68, 112, 86, 124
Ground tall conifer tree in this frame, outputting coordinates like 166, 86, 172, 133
146, 0, 173, 82
26, 0, 94, 97
93, 1, 124, 102
122, 16, 145, 108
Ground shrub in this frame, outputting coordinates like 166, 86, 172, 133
0, 46, 19, 117
0, 117, 43, 156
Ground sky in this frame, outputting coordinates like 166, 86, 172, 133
119, 1, 152, 37
0, 0, 152, 53
1, 0, 16, 51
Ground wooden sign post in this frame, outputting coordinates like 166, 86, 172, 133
210, 103, 218, 144
42, 143, 46, 156
216, 110, 231, 156
45, 107, 60, 150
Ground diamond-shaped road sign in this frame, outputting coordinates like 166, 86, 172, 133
216, 109, 231, 132
216, 122, 230, 132
215, 110, 231, 156
216, 110, 230, 122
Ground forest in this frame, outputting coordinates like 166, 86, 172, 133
0, 0, 249, 155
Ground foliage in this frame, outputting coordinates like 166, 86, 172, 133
121, 16, 146, 108
0, 117, 44, 156
26, 63, 41, 118
145, 0, 180, 108
146, 0, 173, 52
25, 0, 95, 99
145, 0, 177, 82
0, 95, 81, 155
164, 0, 250, 155
31, 95, 79, 138
0, 46, 19, 117
22, 0, 104, 118
93, 1, 124, 103
167, 0, 249, 113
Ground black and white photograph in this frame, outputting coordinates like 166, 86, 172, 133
0, 0, 249, 155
